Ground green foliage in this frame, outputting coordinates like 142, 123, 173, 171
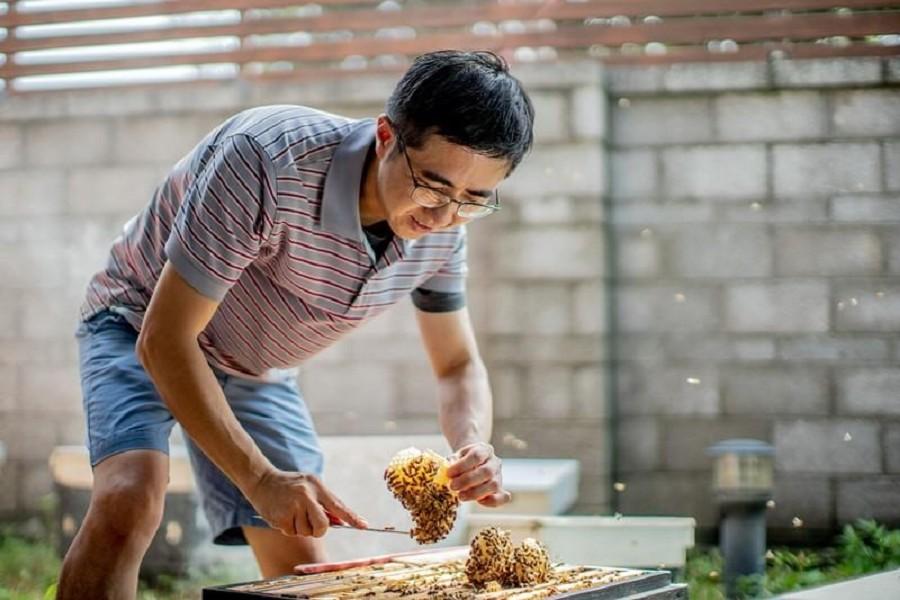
684, 520, 900, 599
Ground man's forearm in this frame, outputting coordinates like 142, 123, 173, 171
137, 334, 274, 495
437, 359, 492, 451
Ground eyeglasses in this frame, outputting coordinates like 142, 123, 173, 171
395, 133, 501, 220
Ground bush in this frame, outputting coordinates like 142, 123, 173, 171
685, 519, 900, 599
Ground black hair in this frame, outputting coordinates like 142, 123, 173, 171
385, 50, 535, 173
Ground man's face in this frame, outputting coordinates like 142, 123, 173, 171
373, 116, 510, 240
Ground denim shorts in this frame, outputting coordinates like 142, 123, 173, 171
75, 310, 324, 545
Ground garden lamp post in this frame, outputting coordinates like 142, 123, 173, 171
707, 439, 774, 598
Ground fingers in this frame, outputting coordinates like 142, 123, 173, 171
459, 478, 501, 502
450, 463, 494, 494
477, 490, 513, 508
307, 502, 329, 538
446, 443, 492, 478
318, 485, 369, 529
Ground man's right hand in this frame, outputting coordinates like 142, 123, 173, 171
248, 469, 368, 538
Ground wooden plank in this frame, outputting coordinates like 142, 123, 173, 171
3, 0, 899, 53
603, 40, 900, 64
0, 0, 381, 28
4, 0, 899, 31
2, 11, 897, 80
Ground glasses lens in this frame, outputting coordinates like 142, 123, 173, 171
457, 203, 495, 219
412, 187, 449, 208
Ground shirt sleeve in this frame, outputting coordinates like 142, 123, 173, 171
411, 288, 467, 313
416, 227, 468, 294
164, 134, 278, 302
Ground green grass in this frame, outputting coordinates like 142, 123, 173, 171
2, 519, 898, 599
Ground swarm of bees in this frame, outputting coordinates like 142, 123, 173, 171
465, 527, 552, 588
384, 447, 460, 544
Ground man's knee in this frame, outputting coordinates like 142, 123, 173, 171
84, 453, 169, 546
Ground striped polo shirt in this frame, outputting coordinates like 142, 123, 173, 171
81, 105, 467, 380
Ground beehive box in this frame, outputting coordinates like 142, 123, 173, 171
202, 547, 687, 599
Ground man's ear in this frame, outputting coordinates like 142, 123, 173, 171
374, 114, 396, 159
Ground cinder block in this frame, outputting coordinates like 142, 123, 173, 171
715, 91, 828, 142
19, 459, 53, 509
617, 365, 719, 416
775, 419, 881, 474
610, 149, 657, 199
300, 364, 395, 418
19, 365, 82, 415
605, 66, 665, 94
775, 229, 881, 276
886, 425, 900, 474
662, 417, 771, 471
723, 367, 829, 416
611, 202, 715, 225
527, 366, 573, 419
0, 171, 65, 216
394, 366, 437, 418
518, 196, 576, 225
496, 228, 604, 279
488, 364, 525, 421
492, 419, 609, 477
835, 282, 900, 332
661, 61, 768, 92
767, 475, 833, 529
0, 367, 16, 412
890, 232, 900, 275
617, 472, 718, 528
889, 58, 900, 83
617, 417, 660, 472
570, 85, 606, 141
772, 58, 882, 88
663, 336, 776, 362
887, 142, 900, 192
3, 412, 59, 462
0, 247, 67, 290
617, 284, 719, 333
773, 143, 881, 197
573, 280, 607, 335
717, 198, 829, 224
514, 60, 604, 89
530, 91, 570, 144
502, 143, 605, 198
486, 283, 573, 335
486, 335, 604, 364
573, 366, 607, 420
612, 97, 714, 146
669, 224, 771, 277
615, 236, 659, 278
778, 336, 890, 362
0, 462, 18, 512
26, 120, 111, 166
725, 281, 829, 333
67, 166, 163, 216
836, 477, 900, 524
19, 291, 82, 341
0, 290, 19, 342
662, 144, 767, 200
0, 125, 23, 169
831, 89, 900, 137
832, 195, 900, 223
616, 337, 666, 361
836, 368, 900, 416
112, 116, 206, 164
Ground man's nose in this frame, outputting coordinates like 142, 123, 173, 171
427, 202, 457, 228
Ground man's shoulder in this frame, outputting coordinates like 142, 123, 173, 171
223, 105, 358, 168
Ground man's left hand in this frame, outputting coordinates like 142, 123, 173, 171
446, 442, 512, 507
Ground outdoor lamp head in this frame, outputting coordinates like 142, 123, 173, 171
707, 438, 774, 503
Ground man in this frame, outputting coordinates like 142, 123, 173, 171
58, 50, 535, 599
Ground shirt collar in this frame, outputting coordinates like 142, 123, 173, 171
321, 118, 376, 245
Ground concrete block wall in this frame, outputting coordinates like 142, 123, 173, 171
608, 57, 900, 539
0, 62, 612, 516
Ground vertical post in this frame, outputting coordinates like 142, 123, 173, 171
707, 439, 774, 598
